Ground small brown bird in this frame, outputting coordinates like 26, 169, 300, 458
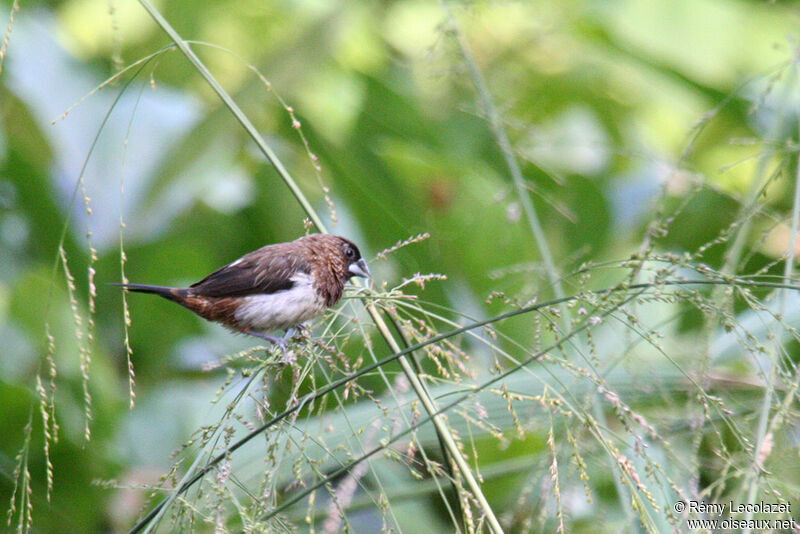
116, 234, 370, 346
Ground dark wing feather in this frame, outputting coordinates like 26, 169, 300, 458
189, 245, 310, 298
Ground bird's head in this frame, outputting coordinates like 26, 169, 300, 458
336, 237, 370, 280
297, 234, 371, 291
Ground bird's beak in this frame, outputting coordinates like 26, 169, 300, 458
348, 258, 371, 279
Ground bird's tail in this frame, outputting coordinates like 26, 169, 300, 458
112, 283, 184, 302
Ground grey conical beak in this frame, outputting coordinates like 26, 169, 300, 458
348, 258, 371, 279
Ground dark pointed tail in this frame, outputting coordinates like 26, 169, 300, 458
112, 283, 184, 302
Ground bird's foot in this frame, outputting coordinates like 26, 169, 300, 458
282, 327, 298, 342
284, 325, 313, 342
245, 330, 295, 363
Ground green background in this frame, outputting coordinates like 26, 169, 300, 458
1, 0, 799, 532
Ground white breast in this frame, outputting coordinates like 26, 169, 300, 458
233, 273, 326, 332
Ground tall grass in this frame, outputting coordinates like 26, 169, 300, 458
4, 2, 800, 533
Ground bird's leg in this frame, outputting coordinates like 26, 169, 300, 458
245, 330, 287, 347
245, 330, 297, 363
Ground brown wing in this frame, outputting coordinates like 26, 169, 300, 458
189, 244, 310, 298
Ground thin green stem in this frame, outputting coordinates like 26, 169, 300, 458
136, 1, 320, 228
440, 3, 639, 525
696, 64, 797, 533
743, 103, 800, 522
366, 299, 503, 532
442, 1, 562, 299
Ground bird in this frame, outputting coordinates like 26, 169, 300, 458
115, 234, 370, 348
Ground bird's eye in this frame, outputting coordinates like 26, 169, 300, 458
345, 247, 355, 258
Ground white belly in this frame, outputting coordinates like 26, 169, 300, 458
233, 273, 325, 332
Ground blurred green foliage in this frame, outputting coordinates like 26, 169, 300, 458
2, 0, 800, 532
